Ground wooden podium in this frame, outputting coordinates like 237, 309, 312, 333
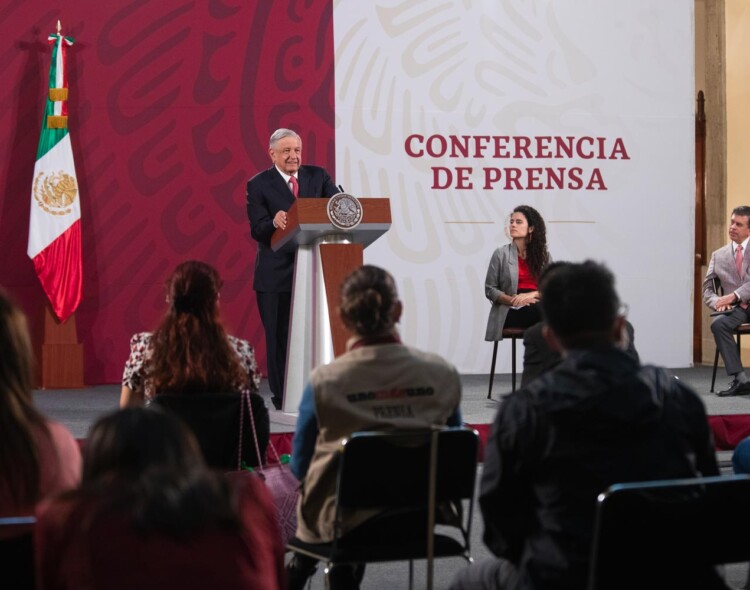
271, 197, 391, 413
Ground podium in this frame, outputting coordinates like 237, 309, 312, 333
271, 196, 391, 413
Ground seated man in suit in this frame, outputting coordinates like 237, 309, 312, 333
246, 128, 339, 410
703, 205, 750, 397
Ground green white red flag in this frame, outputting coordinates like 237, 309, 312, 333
27, 28, 82, 322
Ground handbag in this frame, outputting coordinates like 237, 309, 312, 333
236, 389, 300, 546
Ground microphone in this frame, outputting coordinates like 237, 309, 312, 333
338, 185, 345, 193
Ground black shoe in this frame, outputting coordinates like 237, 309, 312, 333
717, 379, 750, 397
271, 395, 283, 410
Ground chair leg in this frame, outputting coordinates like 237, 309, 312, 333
408, 560, 414, 590
711, 347, 720, 393
511, 337, 517, 392
487, 341, 498, 399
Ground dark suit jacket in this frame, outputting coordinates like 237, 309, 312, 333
246, 165, 338, 292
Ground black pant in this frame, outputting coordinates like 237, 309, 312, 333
287, 554, 364, 590
256, 291, 291, 400
504, 302, 541, 329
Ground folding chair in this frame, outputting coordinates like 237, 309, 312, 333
711, 324, 750, 392
587, 475, 750, 590
708, 278, 750, 392
287, 427, 479, 590
488, 327, 525, 399
0, 516, 37, 590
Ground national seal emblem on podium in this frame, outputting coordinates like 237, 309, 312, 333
327, 193, 362, 230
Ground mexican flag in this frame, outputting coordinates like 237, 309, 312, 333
27, 29, 82, 322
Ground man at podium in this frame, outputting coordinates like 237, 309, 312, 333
246, 128, 339, 410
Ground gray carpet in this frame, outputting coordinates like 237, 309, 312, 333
33, 365, 750, 589
33, 365, 750, 439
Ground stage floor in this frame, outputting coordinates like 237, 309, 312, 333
34, 365, 750, 447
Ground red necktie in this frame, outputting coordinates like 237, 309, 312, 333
289, 176, 299, 198
737, 244, 744, 279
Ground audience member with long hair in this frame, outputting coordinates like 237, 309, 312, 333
286, 265, 463, 590
35, 407, 284, 590
484, 205, 551, 342
0, 287, 81, 526
121, 260, 261, 405
0, 288, 81, 589
120, 261, 268, 469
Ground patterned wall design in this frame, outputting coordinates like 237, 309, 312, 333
333, 1, 695, 372
0, 1, 335, 383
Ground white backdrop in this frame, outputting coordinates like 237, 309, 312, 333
333, 0, 695, 372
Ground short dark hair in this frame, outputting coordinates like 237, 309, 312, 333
540, 260, 620, 347
732, 206, 750, 219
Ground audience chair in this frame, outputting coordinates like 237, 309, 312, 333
287, 427, 479, 590
0, 516, 36, 590
152, 392, 269, 470
587, 475, 750, 590
488, 327, 525, 399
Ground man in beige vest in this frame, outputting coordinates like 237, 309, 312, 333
287, 265, 463, 589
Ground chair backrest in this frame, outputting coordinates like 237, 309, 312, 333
587, 475, 750, 590
334, 427, 479, 513
0, 516, 36, 590
152, 392, 269, 470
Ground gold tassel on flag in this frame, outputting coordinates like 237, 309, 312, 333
47, 115, 68, 128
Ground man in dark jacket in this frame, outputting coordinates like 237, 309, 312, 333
451, 260, 719, 590
520, 317, 638, 387
246, 128, 339, 410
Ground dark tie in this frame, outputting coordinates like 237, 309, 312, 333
289, 176, 298, 198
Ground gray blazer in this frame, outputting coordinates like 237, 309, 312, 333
484, 243, 519, 341
703, 242, 750, 308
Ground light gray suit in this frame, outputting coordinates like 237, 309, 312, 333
484, 244, 519, 341
703, 242, 750, 375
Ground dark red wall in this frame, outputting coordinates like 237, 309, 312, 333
0, 1, 335, 384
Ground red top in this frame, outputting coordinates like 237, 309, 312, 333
517, 257, 538, 291
35, 475, 285, 590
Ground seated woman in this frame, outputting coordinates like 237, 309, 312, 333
287, 265, 463, 590
35, 407, 285, 590
0, 288, 81, 588
0, 287, 81, 520
484, 205, 551, 341
120, 261, 268, 469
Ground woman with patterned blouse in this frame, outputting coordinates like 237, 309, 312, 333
119, 261, 268, 470
120, 260, 261, 406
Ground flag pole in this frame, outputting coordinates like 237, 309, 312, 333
30, 21, 84, 388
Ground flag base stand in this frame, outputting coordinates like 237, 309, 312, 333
41, 305, 84, 389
